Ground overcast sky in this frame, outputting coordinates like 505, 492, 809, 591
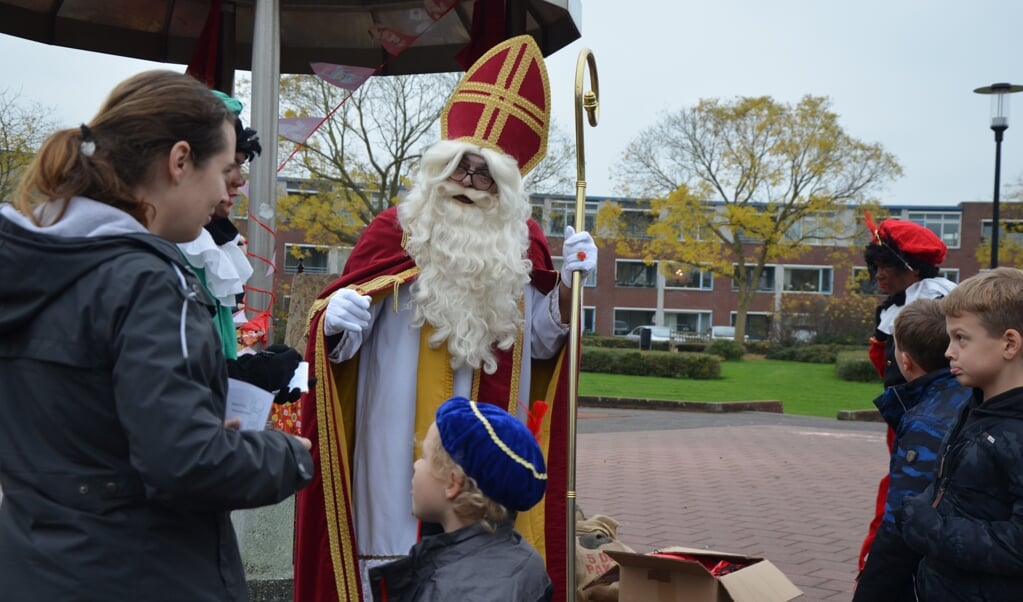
2, 0, 1023, 206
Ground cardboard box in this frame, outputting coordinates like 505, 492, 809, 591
603, 546, 802, 602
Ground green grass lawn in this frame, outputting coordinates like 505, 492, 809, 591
578, 357, 882, 418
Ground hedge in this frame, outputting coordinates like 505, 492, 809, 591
581, 347, 721, 379
835, 350, 880, 383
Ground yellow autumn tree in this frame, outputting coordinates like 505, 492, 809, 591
600, 95, 901, 340
974, 178, 1023, 267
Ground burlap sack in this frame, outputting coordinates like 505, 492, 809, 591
575, 513, 633, 601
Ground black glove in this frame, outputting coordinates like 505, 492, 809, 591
227, 345, 303, 404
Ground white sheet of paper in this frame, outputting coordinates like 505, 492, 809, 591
288, 361, 310, 392
225, 378, 275, 431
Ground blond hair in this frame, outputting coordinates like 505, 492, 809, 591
893, 298, 949, 373
425, 430, 508, 531
941, 267, 1023, 338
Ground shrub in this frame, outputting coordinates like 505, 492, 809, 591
580, 348, 720, 379
744, 340, 773, 356
704, 339, 745, 361
765, 344, 840, 363
835, 351, 880, 383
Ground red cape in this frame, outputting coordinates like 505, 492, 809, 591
294, 208, 572, 601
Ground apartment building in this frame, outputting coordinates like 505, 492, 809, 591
237, 181, 1001, 340
529, 194, 993, 339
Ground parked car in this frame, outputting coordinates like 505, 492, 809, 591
710, 325, 748, 342
712, 327, 736, 341
624, 325, 673, 342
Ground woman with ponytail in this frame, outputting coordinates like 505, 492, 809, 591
0, 70, 313, 601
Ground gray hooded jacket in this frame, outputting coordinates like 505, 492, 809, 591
0, 199, 312, 601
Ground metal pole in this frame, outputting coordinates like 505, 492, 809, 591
567, 48, 598, 600
991, 126, 1006, 269
247, 0, 280, 325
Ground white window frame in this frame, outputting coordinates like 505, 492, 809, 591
554, 256, 596, 287
732, 264, 777, 292
615, 259, 657, 288
782, 265, 833, 294
908, 211, 961, 250
284, 243, 331, 275
664, 263, 714, 290
939, 268, 960, 283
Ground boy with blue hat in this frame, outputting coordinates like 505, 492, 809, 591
369, 396, 553, 601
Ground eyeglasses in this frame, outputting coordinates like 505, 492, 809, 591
449, 163, 494, 191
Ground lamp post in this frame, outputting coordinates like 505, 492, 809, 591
974, 82, 1023, 269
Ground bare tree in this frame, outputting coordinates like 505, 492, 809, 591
0, 89, 57, 202
258, 72, 574, 247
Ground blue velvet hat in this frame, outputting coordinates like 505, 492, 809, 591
435, 397, 547, 511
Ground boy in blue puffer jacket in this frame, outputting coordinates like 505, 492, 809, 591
898, 268, 1023, 601
854, 298, 971, 601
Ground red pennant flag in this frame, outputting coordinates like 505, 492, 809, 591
278, 117, 325, 144
424, 0, 460, 21
369, 24, 418, 56
311, 63, 375, 91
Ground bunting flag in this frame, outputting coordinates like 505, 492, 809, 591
310, 63, 375, 91
425, 0, 460, 20
278, 117, 325, 144
368, 24, 418, 56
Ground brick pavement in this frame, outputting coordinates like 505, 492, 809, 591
574, 408, 889, 601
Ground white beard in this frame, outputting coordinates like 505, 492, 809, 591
400, 179, 532, 374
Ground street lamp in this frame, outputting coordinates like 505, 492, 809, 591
974, 82, 1023, 268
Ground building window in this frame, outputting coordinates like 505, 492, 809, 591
783, 266, 833, 294
583, 307, 595, 333
285, 244, 330, 274
730, 312, 771, 340
555, 256, 596, 287
613, 308, 656, 332
732, 265, 776, 292
908, 211, 960, 249
664, 311, 712, 337
548, 200, 596, 237
621, 210, 654, 240
981, 219, 1023, 246
665, 264, 713, 290
852, 266, 881, 295
531, 204, 544, 225
785, 213, 837, 245
615, 260, 657, 288
229, 197, 248, 221
733, 227, 762, 244
939, 268, 959, 283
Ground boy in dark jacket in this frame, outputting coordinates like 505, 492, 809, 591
854, 299, 971, 601
898, 267, 1023, 601
370, 396, 553, 601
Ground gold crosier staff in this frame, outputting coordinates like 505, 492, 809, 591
566, 47, 598, 599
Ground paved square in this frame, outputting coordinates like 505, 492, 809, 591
575, 409, 889, 600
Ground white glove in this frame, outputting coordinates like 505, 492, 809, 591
323, 288, 372, 336
561, 226, 597, 287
